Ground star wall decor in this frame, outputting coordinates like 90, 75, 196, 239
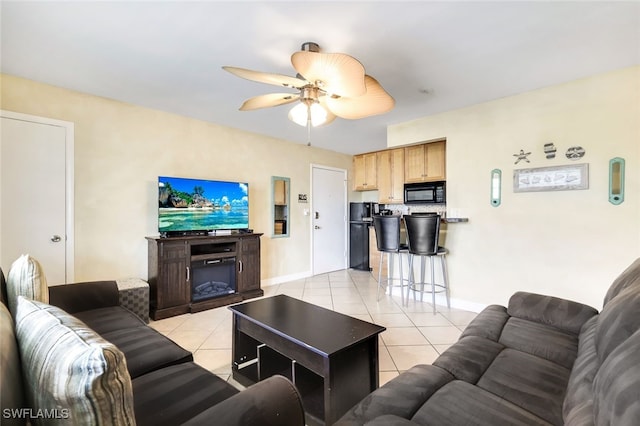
513, 149, 532, 164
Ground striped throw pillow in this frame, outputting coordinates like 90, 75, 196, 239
6, 254, 48, 315
15, 296, 136, 426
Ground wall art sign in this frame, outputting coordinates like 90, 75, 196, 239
513, 163, 589, 193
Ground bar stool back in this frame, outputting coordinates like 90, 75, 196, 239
373, 215, 409, 304
403, 214, 450, 314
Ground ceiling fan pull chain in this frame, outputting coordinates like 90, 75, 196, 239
307, 103, 312, 146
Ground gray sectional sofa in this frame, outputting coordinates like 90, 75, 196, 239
337, 258, 640, 426
0, 269, 305, 426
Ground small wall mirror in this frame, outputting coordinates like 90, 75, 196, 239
272, 176, 290, 237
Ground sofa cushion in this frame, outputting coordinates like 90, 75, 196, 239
507, 291, 598, 335
182, 375, 306, 426
358, 415, 415, 426
48, 281, 119, 314
73, 306, 193, 378
335, 364, 454, 424
14, 296, 136, 425
562, 316, 599, 425
477, 348, 570, 425
6, 254, 48, 315
459, 304, 509, 342
499, 317, 579, 369
0, 302, 25, 426
101, 326, 193, 379
432, 335, 504, 383
595, 284, 640, 364
412, 380, 552, 425
74, 305, 147, 334
593, 328, 640, 425
132, 362, 238, 426
603, 257, 640, 307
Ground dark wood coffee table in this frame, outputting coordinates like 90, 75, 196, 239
229, 294, 386, 425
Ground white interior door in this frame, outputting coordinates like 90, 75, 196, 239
0, 112, 74, 284
311, 165, 347, 275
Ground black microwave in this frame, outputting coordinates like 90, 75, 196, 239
404, 181, 446, 204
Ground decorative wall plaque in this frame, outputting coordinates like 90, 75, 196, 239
513, 163, 589, 192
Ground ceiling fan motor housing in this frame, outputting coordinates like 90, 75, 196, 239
301, 42, 320, 53
300, 86, 321, 105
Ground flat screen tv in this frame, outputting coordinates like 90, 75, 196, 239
158, 176, 249, 234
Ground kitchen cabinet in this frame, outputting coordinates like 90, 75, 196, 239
404, 141, 446, 183
353, 153, 378, 191
376, 148, 405, 204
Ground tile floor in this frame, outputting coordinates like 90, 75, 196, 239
149, 268, 478, 389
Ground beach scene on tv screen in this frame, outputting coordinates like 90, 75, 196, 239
158, 176, 249, 231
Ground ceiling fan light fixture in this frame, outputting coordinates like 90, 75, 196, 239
289, 102, 328, 127
224, 41, 393, 135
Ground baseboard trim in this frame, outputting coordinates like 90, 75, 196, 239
261, 271, 313, 287
435, 295, 487, 313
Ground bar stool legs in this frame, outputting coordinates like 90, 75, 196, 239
408, 252, 450, 314
377, 252, 408, 306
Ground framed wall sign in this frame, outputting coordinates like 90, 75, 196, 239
513, 163, 589, 193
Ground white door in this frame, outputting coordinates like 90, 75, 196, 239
0, 112, 74, 284
311, 165, 347, 275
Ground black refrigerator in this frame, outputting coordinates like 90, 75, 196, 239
349, 202, 377, 271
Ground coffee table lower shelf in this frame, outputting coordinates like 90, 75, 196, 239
233, 345, 327, 423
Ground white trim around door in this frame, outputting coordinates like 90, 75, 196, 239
0, 110, 75, 282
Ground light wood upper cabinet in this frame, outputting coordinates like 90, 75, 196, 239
376, 148, 404, 204
353, 153, 378, 191
404, 141, 446, 183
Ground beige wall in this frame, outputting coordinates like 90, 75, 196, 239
388, 66, 640, 309
0, 74, 353, 283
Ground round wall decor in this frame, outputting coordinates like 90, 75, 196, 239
566, 146, 585, 160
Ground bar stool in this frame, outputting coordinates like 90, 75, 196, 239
403, 214, 450, 314
373, 215, 409, 305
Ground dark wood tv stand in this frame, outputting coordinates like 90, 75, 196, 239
146, 233, 263, 320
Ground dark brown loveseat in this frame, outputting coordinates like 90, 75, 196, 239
1, 269, 305, 426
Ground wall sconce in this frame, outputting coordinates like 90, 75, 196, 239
609, 157, 625, 205
490, 169, 501, 207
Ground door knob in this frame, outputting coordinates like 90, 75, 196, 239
51, 235, 62, 242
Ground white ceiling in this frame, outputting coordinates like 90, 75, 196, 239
1, 1, 639, 155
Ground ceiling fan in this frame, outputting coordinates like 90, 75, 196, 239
222, 42, 395, 130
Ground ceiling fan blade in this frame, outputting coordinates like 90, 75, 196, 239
239, 93, 299, 111
325, 75, 395, 119
291, 51, 366, 98
222, 66, 306, 89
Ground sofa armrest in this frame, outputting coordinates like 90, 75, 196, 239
507, 291, 598, 335
48, 281, 119, 314
182, 375, 305, 426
